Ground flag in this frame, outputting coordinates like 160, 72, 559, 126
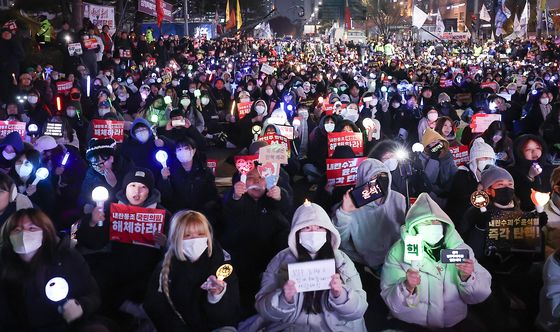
412, 6, 428, 29
156, 0, 164, 27
514, 14, 521, 34
435, 10, 445, 34
541, 0, 548, 11
480, 4, 491, 22
225, 0, 236, 31
344, 0, 352, 30
495, 0, 510, 36
236, 0, 242, 30
520, 0, 530, 34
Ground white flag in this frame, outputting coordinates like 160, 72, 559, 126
412, 6, 428, 29
520, 1, 530, 27
513, 14, 521, 33
480, 4, 491, 22
435, 10, 445, 34
503, 4, 512, 19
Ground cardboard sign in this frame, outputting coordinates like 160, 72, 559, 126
276, 125, 294, 140
327, 132, 363, 157
260, 63, 276, 75
92, 120, 125, 143
326, 157, 366, 187
258, 134, 290, 154
487, 210, 541, 253
0, 121, 26, 139
83, 38, 99, 50
109, 203, 166, 248
67, 43, 83, 56
287, 259, 336, 293
470, 114, 502, 133
237, 101, 253, 119
257, 162, 281, 189
404, 234, 423, 264
449, 145, 469, 167
119, 49, 132, 58
207, 159, 217, 176
258, 145, 288, 165
440, 249, 470, 263
56, 81, 73, 94
44, 122, 63, 138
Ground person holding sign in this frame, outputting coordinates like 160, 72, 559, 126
144, 210, 240, 331
249, 201, 367, 332
381, 193, 491, 330
0, 209, 107, 331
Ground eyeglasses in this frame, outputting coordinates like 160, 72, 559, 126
89, 158, 107, 168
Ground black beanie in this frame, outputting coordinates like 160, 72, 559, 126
122, 167, 155, 192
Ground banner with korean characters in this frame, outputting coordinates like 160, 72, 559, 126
92, 120, 125, 143
109, 204, 166, 248
449, 145, 469, 167
327, 132, 363, 157
0, 121, 26, 139
326, 157, 366, 187
258, 133, 290, 155
237, 101, 253, 119
486, 210, 541, 253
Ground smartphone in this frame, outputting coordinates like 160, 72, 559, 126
363, 96, 373, 102
171, 119, 186, 127
440, 249, 470, 263
350, 178, 385, 208
164, 96, 172, 104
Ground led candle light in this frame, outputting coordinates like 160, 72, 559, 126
362, 118, 374, 132
251, 125, 261, 142
412, 143, 424, 153
293, 118, 301, 128
230, 100, 236, 116
45, 277, 69, 303
381, 86, 388, 101
155, 150, 168, 168
56, 96, 62, 112
92, 186, 109, 227
531, 189, 550, 213
32, 167, 49, 186
150, 114, 159, 124
318, 96, 324, 104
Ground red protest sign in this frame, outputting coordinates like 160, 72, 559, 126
470, 114, 502, 133
109, 203, 166, 248
480, 81, 498, 92
234, 154, 257, 176
449, 145, 469, 167
207, 159, 217, 176
439, 78, 453, 88
56, 81, 73, 94
326, 157, 366, 187
323, 104, 335, 116
83, 38, 99, 50
92, 120, 125, 143
0, 121, 26, 139
258, 133, 290, 154
327, 132, 364, 157
237, 101, 253, 119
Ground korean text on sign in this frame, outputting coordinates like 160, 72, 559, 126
0, 121, 26, 139
327, 132, 364, 157
109, 203, 166, 248
326, 157, 366, 187
486, 210, 541, 253
92, 120, 125, 143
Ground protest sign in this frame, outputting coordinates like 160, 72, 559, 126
404, 234, 423, 264
44, 122, 63, 138
109, 203, 166, 248
480, 81, 498, 92
276, 125, 294, 140
449, 145, 469, 167
83, 38, 98, 50
440, 249, 469, 263
237, 101, 253, 119
67, 43, 83, 56
470, 113, 502, 133
119, 49, 132, 58
207, 159, 217, 176
83, 2, 116, 35
234, 155, 257, 182
322, 103, 335, 116
0, 121, 26, 139
288, 259, 336, 293
439, 78, 453, 88
326, 157, 366, 187
327, 132, 363, 157
260, 63, 276, 75
258, 134, 290, 154
137, 0, 173, 22
56, 81, 73, 94
92, 120, 125, 143
487, 210, 541, 252
258, 145, 288, 165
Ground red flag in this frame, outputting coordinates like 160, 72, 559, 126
344, 0, 352, 30
225, 0, 236, 31
156, 0, 164, 27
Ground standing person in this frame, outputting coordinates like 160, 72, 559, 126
100, 25, 113, 60
0, 27, 24, 103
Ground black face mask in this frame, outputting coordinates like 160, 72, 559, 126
493, 187, 515, 205
429, 142, 444, 160
376, 173, 390, 195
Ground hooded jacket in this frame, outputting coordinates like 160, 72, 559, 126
380, 193, 492, 329
536, 253, 560, 332
333, 159, 406, 268
251, 202, 368, 332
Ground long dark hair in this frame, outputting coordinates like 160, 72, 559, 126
295, 230, 335, 314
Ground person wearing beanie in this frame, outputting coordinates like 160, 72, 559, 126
76, 166, 171, 316
381, 193, 491, 330
418, 127, 458, 207
543, 167, 560, 257
249, 201, 367, 332
157, 108, 207, 151
446, 137, 496, 225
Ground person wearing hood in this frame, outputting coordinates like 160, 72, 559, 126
390, 95, 418, 143
542, 168, 560, 257
417, 106, 439, 142
279, 89, 297, 121
368, 139, 410, 198
480, 120, 513, 168
237, 99, 268, 149
381, 193, 491, 330
0, 172, 33, 227
446, 138, 496, 225
176, 93, 205, 134
0, 131, 25, 172
304, 115, 337, 184
358, 92, 391, 140
119, 117, 175, 179
436, 92, 460, 124
248, 201, 368, 332
158, 108, 207, 151
63, 99, 89, 152
418, 128, 458, 207
523, 90, 553, 135
509, 134, 554, 211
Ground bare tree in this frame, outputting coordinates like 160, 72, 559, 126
362, 0, 406, 36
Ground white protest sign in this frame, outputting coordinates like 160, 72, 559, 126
260, 63, 276, 75
404, 234, 423, 266
258, 145, 288, 165
83, 3, 116, 35
471, 114, 502, 133
288, 259, 336, 293
68, 43, 83, 56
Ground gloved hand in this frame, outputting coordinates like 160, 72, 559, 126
61, 299, 83, 323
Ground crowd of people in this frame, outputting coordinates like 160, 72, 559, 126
1, 15, 560, 332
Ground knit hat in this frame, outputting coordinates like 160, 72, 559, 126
122, 167, 155, 192
469, 137, 495, 163
438, 92, 451, 104
421, 127, 446, 148
86, 138, 116, 160
480, 166, 513, 190
551, 166, 560, 188
34, 136, 57, 153
169, 108, 183, 119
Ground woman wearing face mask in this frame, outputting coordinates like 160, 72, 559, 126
144, 210, 240, 331
381, 193, 491, 330
390, 95, 417, 143
25, 89, 52, 129
304, 115, 338, 184
417, 107, 440, 143
0, 131, 25, 171
523, 91, 553, 135
248, 201, 367, 332
261, 83, 278, 111
0, 208, 108, 332
235, 99, 268, 149
358, 92, 392, 139
480, 120, 513, 168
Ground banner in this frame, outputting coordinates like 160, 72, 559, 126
327, 132, 363, 157
276, 125, 294, 140
480, 81, 498, 92
260, 63, 276, 75
237, 101, 253, 119
487, 210, 541, 252
0, 121, 26, 139
326, 157, 366, 187
83, 38, 98, 50
109, 204, 166, 248
207, 159, 217, 176
138, 0, 173, 22
44, 122, 63, 138
119, 49, 132, 58
56, 81, 73, 94
449, 145, 469, 167
83, 3, 116, 35
438, 32, 470, 41
258, 145, 288, 165
258, 134, 290, 154
92, 120, 125, 143
439, 78, 453, 88
470, 114, 502, 133
67, 43, 83, 56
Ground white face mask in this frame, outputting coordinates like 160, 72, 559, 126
247, 85, 254, 91
201, 97, 210, 106
371, 99, 379, 106
99, 108, 110, 117
508, 90, 516, 95
255, 105, 266, 115
324, 123, 335, 133
299, 231, 327, 254
171, 80, 179, 87
417, 224, 444, 245
16, 162, 34, 178
477, 159, 493, 172
180, 98, 190, 107
384, 158, 398, 172
427, 112, 438, 122
118, 94, 128, 101
66, 108, 77, 118
176, 149, 193, 163
127, 78, 133, 84
540, 98, 550, 105
240, 97, 250, 103
135, 130, 150, 143
28, 96, 38, 104
265, 89, 273, 96
3, 150, 16, 161
277, 84, 284, 90
10, 230, 43, 255
182, 237, 208, 262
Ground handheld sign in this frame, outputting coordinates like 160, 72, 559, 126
350, 175, 386, 208
470, 114, 501, 133
258, 145, 288, 165
234, 156, 256, 183
260, 63, 276, 75
67, 43, 83, 56
327, 132, 364, 157
486, 210, 541, 253
471, 190, 490, 212
109, 204, 166, 248
0, 121, 26, 139
92, 120, 125, 143
440, 249, 470, 263
237, 101, 254, 119
404, 234, 423, 268
326, 157, 366, 187
287, 259, 336, 293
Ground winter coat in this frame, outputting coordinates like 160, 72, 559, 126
445, 167, 479, 226
544, 197, 560, 257
381, 193, 492, 329
536, 253, 560, 332
332, 159, 406, 268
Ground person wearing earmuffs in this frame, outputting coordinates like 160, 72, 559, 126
0, 172, 34, 227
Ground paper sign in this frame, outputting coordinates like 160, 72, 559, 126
207, 159, 217, 176
480, 81, 498, 92
327, 132, 364, 157
449, 145, 469, 167
92, 120, 125, 143
439, 78, 453, 88
260, 63, 276, 75
487, 210, 541, 253
323, 104, 335, 116
258, 134, 290, 155
109, 203, 166, 248
44, 122, 63, 138
257, 162, 280, 189
404, 234, 423, 264
326, 157, 366, 187
0, 121, 26, 139
470, 114, 502, 133
83, 2, 116, 35
234, 155, 257, 178
276, 125, 294, 140
258, 145, 288, 165
83, 38, 99, 50
119, 49, 132, 58
56, 81, 73, 94
440, 249, 470, 263
237, 101, 253, 119
288, 259, 336, 293
67, 43, 83, 56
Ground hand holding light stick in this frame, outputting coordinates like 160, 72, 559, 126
45, 277, 69, 306
155, 150, 168, 169
92, 186, 109, 227
32, 167, 49, 186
